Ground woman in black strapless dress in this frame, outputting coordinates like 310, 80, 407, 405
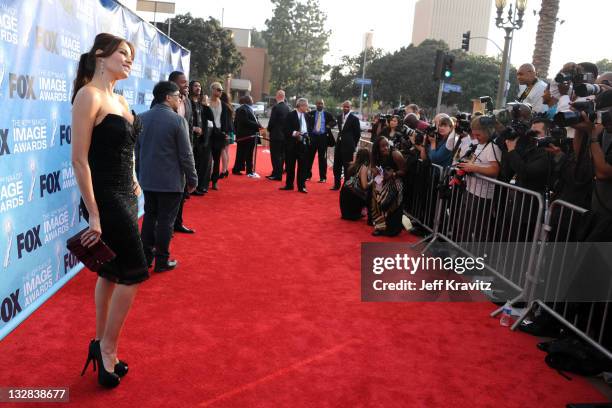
71, 33, 147, 388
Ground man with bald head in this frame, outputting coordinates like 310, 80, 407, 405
516, 63, 547, 113
266, 90, 290, 180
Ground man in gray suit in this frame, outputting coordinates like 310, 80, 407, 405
137, 81, 198, 272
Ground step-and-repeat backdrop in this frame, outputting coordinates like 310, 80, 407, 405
0, 0, 190, 340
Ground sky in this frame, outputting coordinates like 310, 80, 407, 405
126, 0, 611, 78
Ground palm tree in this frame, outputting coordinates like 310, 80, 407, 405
531, 0, 560, 79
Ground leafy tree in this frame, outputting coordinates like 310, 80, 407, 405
329, 39, 519, 112
251, 28, 267, 49
596, 59, 612, 74
327, 48, 384, 103
263, 0, 330, 98
159, 14, 244, 81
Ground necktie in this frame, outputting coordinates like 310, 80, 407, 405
316, 112, 322, 133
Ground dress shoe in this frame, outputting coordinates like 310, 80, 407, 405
372, 230, 387, 236
318, 178, 327, 183
196, 188, 208, 194
330, 186, 340, 190
211, 183, 218, 190
279, 186, 293, 191
174, 225, 195, 234
298, 188, 308, 194
232, 170, 243, 175
192, 190, 205, 196
81, 339, 120, 388
266, 175, 281, 180
154, 259, 178, 272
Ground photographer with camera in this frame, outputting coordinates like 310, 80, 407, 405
370, 114, 386, 146
449, 116, 501, 241
381, 115, 406, 143
423, 115, 454, 167
569, 90, 612, 223
446, 112, 477, 164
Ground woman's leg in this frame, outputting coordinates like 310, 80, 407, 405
99, 283, 139, 372
221, 145, 229, 173
95, 277, 115, 340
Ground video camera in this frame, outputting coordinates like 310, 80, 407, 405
554, 71, 595, 85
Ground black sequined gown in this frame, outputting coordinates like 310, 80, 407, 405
80, 113, 149, 285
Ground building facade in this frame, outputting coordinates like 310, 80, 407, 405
411, 0, 492, 55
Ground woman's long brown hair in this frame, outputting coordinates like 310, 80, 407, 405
71, 33, 135, 104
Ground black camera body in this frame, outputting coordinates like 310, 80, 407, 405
553, 100, 597, 127
554, 71, 595, 85
455, 112, 472, 134
414, 130, 425, 146
536, 126, 569, 149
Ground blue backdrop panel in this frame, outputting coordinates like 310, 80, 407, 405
0, 0, 190, 340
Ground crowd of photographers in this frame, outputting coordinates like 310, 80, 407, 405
343, 62, 612, 239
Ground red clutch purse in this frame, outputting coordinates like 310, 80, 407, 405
66, 228, 116, 272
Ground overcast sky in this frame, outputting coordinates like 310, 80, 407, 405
126, 0, 610, 78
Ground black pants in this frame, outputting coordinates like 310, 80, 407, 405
233, 138, 256, 174
307, 134, 328, 180
333, 144, 351, 188
285, 140, 308, 189
269, 138, 285, 179
210, 145, 222, 184
173, 189, 188, 229
195, 136, 212, 190
141, 191, 182, 264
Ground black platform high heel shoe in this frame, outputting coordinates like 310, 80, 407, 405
81, 339, 120, 388
85, 340, 129, 377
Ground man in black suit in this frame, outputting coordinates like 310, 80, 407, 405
168, 71, 196, 233
266, 90, 290, 181
232, 95, 262, 177
280, 98, 312, 193
307, 99, 337, 183
332, 100, 361, 190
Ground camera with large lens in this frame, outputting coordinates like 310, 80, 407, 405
553, 100, 597, 127
554, 71, 595, 85
574, 83, 603, 97
455, 112, 472, 134
492, 102, 531, 147
536, 126, 569, 149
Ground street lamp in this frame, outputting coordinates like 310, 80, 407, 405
494, 0, 527, 108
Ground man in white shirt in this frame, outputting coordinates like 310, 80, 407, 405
516, 63, 548, 113
280, 98, 312, 193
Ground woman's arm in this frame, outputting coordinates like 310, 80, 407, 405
390, 150, 407, 179
71, 88, 102, 247
359, 165, 370, 190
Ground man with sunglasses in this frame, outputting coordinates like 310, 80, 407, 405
137, 81, 197, 272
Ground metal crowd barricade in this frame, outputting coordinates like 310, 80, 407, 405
515, 199, 612, 360
404, 161, 444, 237
408, 173, 545, 314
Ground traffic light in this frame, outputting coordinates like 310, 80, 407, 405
363, 91, 368, 99
443, 54, 455, 79
461, 30, 471, 52
433, 50, 445, 81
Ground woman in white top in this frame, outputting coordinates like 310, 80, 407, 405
452, 116, 501, 241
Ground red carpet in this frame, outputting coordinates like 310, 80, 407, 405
0, 145, 607, 407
